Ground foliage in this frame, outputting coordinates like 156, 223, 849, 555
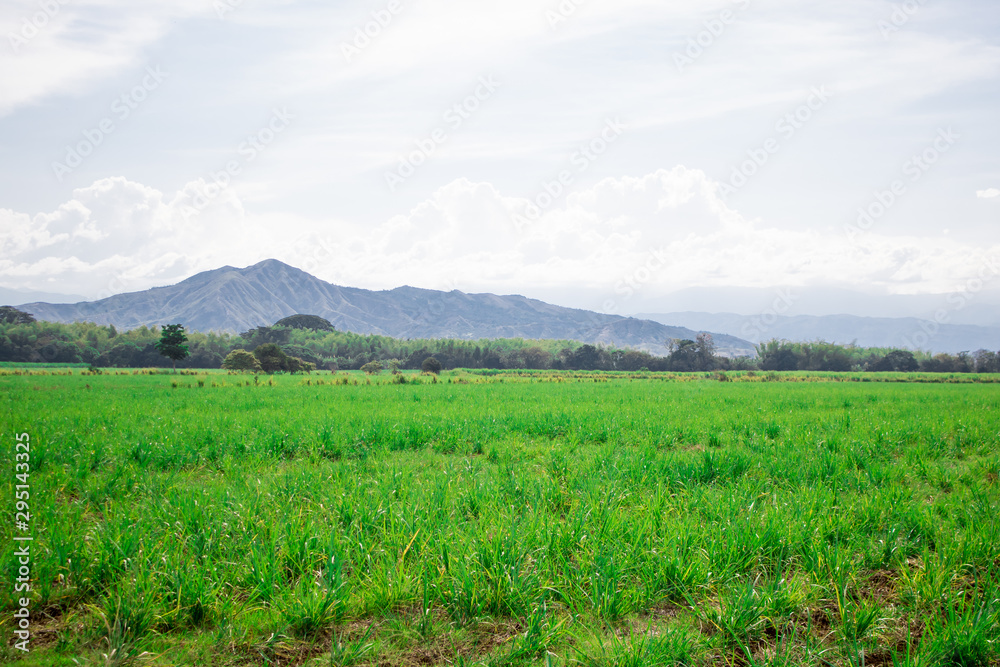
755, 339, 981, 374
254, 343, 287, 373
240, 325, 290, 347
221, 349, 263, 372
154, 324, 189, 370
871, 349, 920, 372
360, 360, 383, 375
0, 315, 997, 374
665, 333, 717, 371
252, 343, 314, 373
273, 314, 335, 331
0, 305, 35, 324
421, 356, 442, 374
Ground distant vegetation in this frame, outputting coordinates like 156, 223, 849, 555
0, 307, 997, 373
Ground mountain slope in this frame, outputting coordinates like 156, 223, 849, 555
18, 260, 756, 356
637, 312, 1000, 354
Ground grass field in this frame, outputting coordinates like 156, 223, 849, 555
1, 369, 999, 666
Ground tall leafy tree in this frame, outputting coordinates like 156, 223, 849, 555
0, 306, 35, 324
154, 324, 189, 371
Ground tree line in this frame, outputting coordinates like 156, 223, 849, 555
0, 307, 997, 373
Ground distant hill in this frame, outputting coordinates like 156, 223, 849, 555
16, 260, 756, 357
637, 312, 1000, 354
625, 285, 1000, 327
2, 286, 86, 305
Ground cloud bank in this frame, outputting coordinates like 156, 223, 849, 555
3, 170, 997, 309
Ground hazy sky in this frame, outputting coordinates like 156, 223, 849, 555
1, 0, 998, 315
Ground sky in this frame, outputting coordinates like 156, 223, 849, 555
1, 0, 998, 319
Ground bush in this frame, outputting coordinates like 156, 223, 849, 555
287, 356, 316, 373
250, 344, 314, 373
253, 343, 287, 373
421, 357, 442, 374
360, 361, 383, 375
871, 350, 919, 373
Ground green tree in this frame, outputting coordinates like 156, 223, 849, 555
973, 349, 999, 373
273, 314, 335, 331
154, 324, 189, 371
0, 306, 35, 325
421, 357, 442, 374
666, 339, 700, 372
361, 360, 383, 375
222, 349, 263, 372
757, 339, 801, 371
695, 333, 717, 371
871, 349, 919, 372
253, 343, 288, 373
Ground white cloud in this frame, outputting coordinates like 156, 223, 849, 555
249, 169, 1000, 302
3, 169, 999, 305
0, 0, 211, 117
0, 176, 268, 297
2, 1, 999, 310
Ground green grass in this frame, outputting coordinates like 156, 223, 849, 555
1, 368, 999, 666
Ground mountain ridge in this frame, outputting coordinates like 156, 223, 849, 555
16, 260, 756, 357
637, 311, 1000, 355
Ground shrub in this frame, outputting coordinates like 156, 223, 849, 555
222, 350, 263, 372
253, 343, 287, 373
251, 344, 314, 373
361, 361, 383, 375
287, 356, 315, 373
421, 357, 442, 374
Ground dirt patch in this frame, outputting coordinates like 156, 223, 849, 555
470, 619, 520, 654
789, 606, 833, 640
641, 602, 683, 622
406, 645, 450, 665
864, 649, 895, 667
886, 616, 925, 652
861, 569, 898, 604
228, 628, 335, 667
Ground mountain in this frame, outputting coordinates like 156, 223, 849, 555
2, 286, 86, 305
637, 312, 1000, 354
17, 260, 756, 357
619, 285, 1000, 328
